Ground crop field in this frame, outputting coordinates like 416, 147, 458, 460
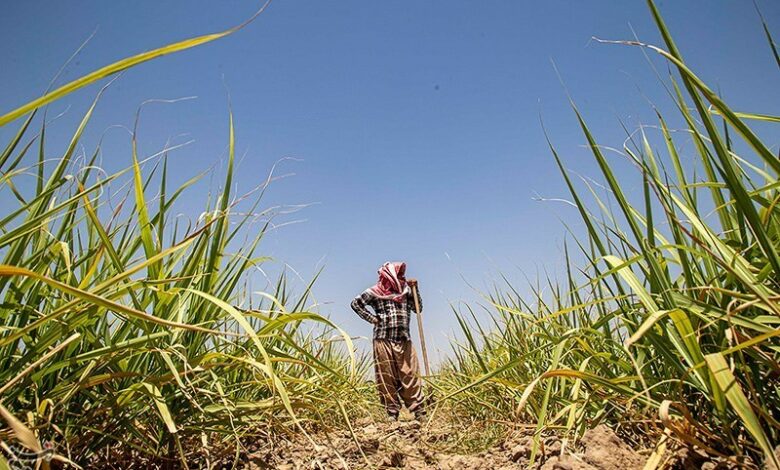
1, 1, 778, 469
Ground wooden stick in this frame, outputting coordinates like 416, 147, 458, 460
411, 284, 430, 376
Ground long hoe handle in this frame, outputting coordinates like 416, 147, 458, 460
411, 285, 430, 377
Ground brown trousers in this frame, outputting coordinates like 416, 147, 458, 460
373, 339, 424, 416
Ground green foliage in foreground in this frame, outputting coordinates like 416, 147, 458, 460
0, 9, 373, 467
440, 1, 780, 467
0, 100, 371, 467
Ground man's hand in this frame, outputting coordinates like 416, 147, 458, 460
408, 278, 418, 287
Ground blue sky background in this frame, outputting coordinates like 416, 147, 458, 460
2, 1, 778, 363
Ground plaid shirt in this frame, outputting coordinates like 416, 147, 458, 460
351, 288, 422, 342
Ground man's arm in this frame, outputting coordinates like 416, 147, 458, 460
351, 290, 378, 324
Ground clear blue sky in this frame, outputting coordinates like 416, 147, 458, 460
2, 1, 778, 362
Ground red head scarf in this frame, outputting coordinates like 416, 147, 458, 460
370, 261, 409, 303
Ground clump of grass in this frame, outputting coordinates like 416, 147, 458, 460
440, 0, 780, 467
0, 12, 370, 468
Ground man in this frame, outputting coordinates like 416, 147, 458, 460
351, 261, 426, 421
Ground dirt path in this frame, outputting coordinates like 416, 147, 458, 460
247, 416, 647, 469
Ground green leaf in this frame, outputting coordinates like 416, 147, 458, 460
0, 3, 271, 127
705, 353, 778, 468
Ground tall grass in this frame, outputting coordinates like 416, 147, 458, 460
441, 0, 780, 466
0, 9, 369, 468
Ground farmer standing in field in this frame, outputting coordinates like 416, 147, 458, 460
351, 261, 426, 421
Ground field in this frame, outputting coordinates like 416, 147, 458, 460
1, 1, 779, 469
